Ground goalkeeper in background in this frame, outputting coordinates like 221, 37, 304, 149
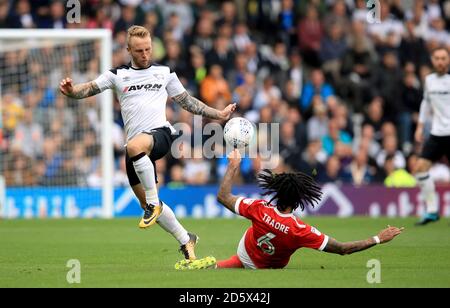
59, 25, 236, 260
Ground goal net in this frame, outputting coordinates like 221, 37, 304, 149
0, 29, 113, 219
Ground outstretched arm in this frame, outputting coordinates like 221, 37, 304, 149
217, 149, 241, 213
60, 78, 101, 99
324, 225, 404, 255
172, 91, 236, 120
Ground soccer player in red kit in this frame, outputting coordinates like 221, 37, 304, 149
175, 150, 404, 270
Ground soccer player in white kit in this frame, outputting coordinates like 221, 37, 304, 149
414, 47, 450, 225
59, 26, 236, 259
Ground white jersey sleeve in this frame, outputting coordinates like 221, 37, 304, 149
418, 78, 431, 124
166, 72, 186, 98
94, 71, 116, 92
418, 73, 450, 136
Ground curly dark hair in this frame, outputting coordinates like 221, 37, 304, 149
257, 169, 323, 212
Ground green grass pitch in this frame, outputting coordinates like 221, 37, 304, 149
1, 217, 449, 288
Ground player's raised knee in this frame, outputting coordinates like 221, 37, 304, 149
127, 134, 154, 157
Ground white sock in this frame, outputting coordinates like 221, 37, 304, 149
157, 202, 190, 245
132, 155, 159, 205
416, 172, 439, 214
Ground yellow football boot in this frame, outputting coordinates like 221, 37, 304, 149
175, 256, 217, 270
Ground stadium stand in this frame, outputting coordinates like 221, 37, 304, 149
1, 0, 449, 188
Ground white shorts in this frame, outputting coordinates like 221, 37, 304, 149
237, 231, 257, 269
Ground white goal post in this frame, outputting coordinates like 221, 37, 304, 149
0, 29, 114, 218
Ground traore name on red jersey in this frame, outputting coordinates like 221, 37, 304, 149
234, 197, 329, 269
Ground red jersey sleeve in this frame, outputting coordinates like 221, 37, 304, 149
296, 223, 329, 251
234, 197, 265, 220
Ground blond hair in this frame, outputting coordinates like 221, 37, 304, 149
127, 25, 150, 46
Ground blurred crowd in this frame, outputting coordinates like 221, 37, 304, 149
1, 0, 450, 188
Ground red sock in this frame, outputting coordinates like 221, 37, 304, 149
217, 255, 244, 269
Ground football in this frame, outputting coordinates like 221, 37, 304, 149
223, 117, 254, 149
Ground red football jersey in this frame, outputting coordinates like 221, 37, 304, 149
235, 197, 329, 269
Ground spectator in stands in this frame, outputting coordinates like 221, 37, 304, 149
266, 41, 290, 86
0, 0, 19, 28
46, 96, 75, 140
206, 36, 235, 75
279, 120, 302, 171
13, 109, 44, 159
216, 0, 237, 28
300, 69, 334, 112
55, 153, 87, 186
162, 39, 187, 74
320, 21, 347, 85
165, 12, 184, 42
184, 147, 211, 185
373, 51, 403, 121
233, 22, 252, 53
14, 0, 36, 29
244, 42, 263, 74
35, 75, 56, 109
352, 0, 369, 23
278, 0, 297, 48
376, 134, 406, 170
362, 97, 389, 144
368, 2, 404, 54
233, 72, 257, 116
226, 52, 248, 90
332, 102, 353, 137
340, 21, 375, 112
384, 154, 416, 188
189, 15, 215, 53
3, 144, 35, 186
426, 17, 449, 49
114, 5, 137, 34
297, 139, 326, 175
307, 101, 328, 142
254, 76, 282, 110
287, 50, 303, 100
354, 124, 382, 159
349, 147, 374, 186
182, 47, 207, 93
200, 64, 232, 107
46, 0, 67, 29
167, 164, 186, 189
40, 136, 64, 185
399, 20, 429, 68
297, 4, 323, 67
398, 68, 423, 150
322, 119, 352, 157
2, 93, 24, 138
316, 155, 344, 184
323, 0, 349, 34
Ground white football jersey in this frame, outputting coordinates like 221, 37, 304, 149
94, 63, 186, 141
419, 72, 450, 136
